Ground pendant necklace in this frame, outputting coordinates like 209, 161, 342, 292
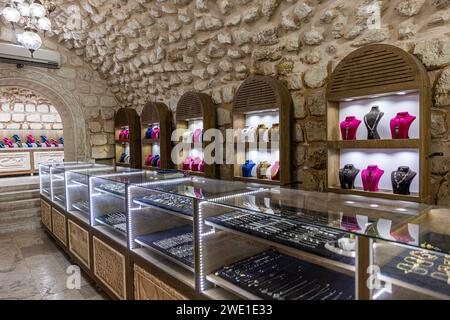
394, 170, 409, 188
345, 123, 350, 140
367, 170, 377, 191
364, 113, 381, 138
394, 117, 403, 138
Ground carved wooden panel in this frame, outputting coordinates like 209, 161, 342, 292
93, 236, 126, 300
41, 200, 52, 231
51, 207, 67, 246
33, 150, 64, 170
68, 220, 90, 269
0, 152, 31, 173
134, 264, 187, 300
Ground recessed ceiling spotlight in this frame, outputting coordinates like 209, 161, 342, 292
396, 208, 407, 212
344, 98, 354, 102
345, 201, 355, 204
396, 92, 407, 95
369, 204, 379, 208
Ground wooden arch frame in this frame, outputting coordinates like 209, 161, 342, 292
141, 101, 173, 169
326, 44, 431, 202
115, 108, 141, 169
232, 75, 293, 186
176, 92, 218, 179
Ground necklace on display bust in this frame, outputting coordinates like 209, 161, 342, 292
339, 164, 360, 190
391, 166, 417, 195
364, 106, 384, 140
340, 116, 361, 141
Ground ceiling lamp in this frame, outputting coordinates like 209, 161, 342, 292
1, 0, 55, 57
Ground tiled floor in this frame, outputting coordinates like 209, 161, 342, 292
0, 229, 108, 300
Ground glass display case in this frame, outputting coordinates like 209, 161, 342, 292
128, 176, 264, 290
65, 166, 136, 224
198, 187, 449, 300
39, 161, 80, 199
50, 162, 103, 209
90, 169, 185, 247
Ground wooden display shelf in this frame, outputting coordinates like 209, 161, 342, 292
115, 162, 130, 168
327, 139, 420, 149
142, 139, 160, 145
115, 108, 141, 169
233, 175, 280, 186
327, 186, 420, 202
326, 44, 431, 203
232, 76, 293, 187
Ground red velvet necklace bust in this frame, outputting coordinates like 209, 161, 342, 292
340, 116, 361, 141
390, 112, 416, 139
361, 165, 384, 192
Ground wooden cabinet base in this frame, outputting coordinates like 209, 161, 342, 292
134, 264, 187, 300
41, 199, 52, 231
68, 220, 90, 269
51, 207, 67, 246
93, 236, 127, 300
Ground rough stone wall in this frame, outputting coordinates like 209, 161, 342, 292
0, 87, 63, 131
1, 0, 450, 204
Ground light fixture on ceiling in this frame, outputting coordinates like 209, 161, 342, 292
1, 0, 55, 57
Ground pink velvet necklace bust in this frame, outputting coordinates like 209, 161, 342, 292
361, 165, 384, 192
340, 116, 361, 140
390, 112, 416, 139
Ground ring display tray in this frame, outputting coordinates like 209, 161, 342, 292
95, 184, 126, 199
95, 211, 127, 236
206, 211, 355, 266
212, 250, 354, 300
135, 225, 194, 271
71, 201, 89, 216
134, 195, 193, 217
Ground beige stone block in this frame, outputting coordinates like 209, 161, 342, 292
50, 105, 58, 113
13, 103, 24, 112
25, 104, 36, 113
42, 115, 56, 123
101, 109, 115, 120
12, 113, 25, 122
104, 120, 115, 133
1, 103, 9, 112
56, 115, 62, 123
30, 123, 43, 130
6, 123, 20, 129
100, 96, 116, 107
91, 145, 114, 159
89, 121, 102, 133
82, 95, 98, 108
0, 113, 11, 122
37, 104, 49, 113
53, 123, 63, 130
56, 67, 77, 79
91, 134, 108, 146
27, 114, 41, 122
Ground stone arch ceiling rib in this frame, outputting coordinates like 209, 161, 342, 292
0, 66, 87, 161
1, 0, 447, 109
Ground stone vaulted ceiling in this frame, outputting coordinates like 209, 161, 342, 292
0, 0, 448, 109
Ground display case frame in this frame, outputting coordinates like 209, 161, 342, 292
232, 76, 294, 187
174, 92, 218, 179
326, 44, 431, 203
198, 187, 449, 300
115, 108, 141, 169
140, 101, 173, 170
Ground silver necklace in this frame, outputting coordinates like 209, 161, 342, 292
394, 170, 410, 188
364, 112, 381, 135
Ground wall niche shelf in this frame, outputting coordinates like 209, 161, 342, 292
326, 44, 431, 203
140, 101, 173, 170
175, 92, 218, 179
114, 108, 141, 169
232, 75, 293, 187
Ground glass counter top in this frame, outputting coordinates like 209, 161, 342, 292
135, 175, 265, 200
97, 168, 185, 186
205, 187, 449, 254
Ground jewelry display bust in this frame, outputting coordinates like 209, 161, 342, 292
339, 164, 360, 189
391, 166, 416, 195
361, 165, 384, 192
364, 106, 384, 140
340, 116, 361, 140
390, 112, 416, 139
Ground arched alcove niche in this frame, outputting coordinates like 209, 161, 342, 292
0, 66, 87, 161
